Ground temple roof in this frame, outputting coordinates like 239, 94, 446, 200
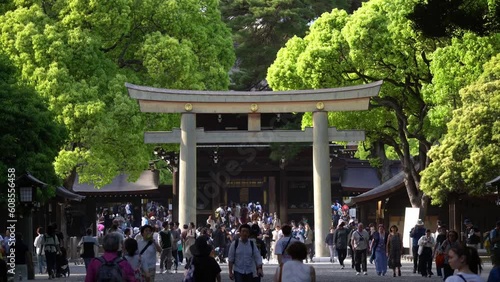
56, 186, 86, 202
341, 166, 381, 191
350, 170, 405, 204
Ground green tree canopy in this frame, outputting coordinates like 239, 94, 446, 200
408, 0, 499, 38
0, 0, 235, 188
268, 0, 499, 210
421, 54, 500, 204
0, 52, 65, 190
220, 0, 365, 91
268, 0, 440, 210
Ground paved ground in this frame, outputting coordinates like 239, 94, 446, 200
28, 257, 494, 281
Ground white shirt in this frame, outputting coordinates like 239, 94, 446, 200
34, 234, 44, 255
137, 240, 157, 269
444, 272, 484, 282
279, 260, 313, 282
274, 236, 299, 264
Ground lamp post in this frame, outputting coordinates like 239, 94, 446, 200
19, 186, 36, 264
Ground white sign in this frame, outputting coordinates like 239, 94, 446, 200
403, 207, 420, 249
349, 208, 356, 219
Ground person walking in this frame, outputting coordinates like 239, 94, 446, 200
42, 224, 60, 280
325, 227, 335, 263
489, 221, 500, 267
410, 219, 426, 273
440, 230, 462, 280
78, 228, 99, 270
262, 224, 272, 263
303, 224, 314, 263
445, 245, 483, 282
85, 233, 136, 282
418, 229, 436, 277
33, 227, 46, 275
190, 235, 222, 282
228, 224, 263, 282
275, 225, 299, 266
351, 223, 369, 275
371, 224, 388, 276
170, 222, 181, 273
137, 225, 162, 281
387, 225, 403, 277
184, 222, 197, 266
213, 224, 229, 263
158, 221, 173, 274
273, 242, 316, 282
464, 219, 482, 250
333, 222, 349, 269
124, 238, 146, 282
434, 225, 448, 278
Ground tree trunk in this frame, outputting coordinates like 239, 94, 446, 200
372, 140, 393, 183
63, 168, 77, 191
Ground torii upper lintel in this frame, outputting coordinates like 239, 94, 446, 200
126, 80, 382, 114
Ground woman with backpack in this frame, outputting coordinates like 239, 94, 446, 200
85, 233, 136, 282
42, 225, 60, 280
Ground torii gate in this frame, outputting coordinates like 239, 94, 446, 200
126, 80, 382, 256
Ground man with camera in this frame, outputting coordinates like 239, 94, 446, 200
351, 223, 369, 275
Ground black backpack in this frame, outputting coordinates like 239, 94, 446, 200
255, 238, 267, 258
96, 256, 124, 282
159, 230, 172, 249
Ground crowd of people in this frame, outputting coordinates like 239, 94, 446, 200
0, 201, 499, 282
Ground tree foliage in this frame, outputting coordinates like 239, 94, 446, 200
408, 0, 500, 38
0, 52, 65, 191
421, 54, 500, 204
220, 0, 366, 91
267, 0, 500, 210
423, 33, 500, 131
0, 0, 235, 188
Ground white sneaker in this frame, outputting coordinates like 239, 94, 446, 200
356, 272, 360, 275
363, 272, 368, 275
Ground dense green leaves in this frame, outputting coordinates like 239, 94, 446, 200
267, 0, 500, 208
0, 0, 235, 187
220, 0, 361, 90
421, 54, 500, 205
408, 0, 500, 38
0, 52, 66, 188
267, 0, 499, 209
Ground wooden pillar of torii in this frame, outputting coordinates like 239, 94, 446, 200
126, 81, 382, 256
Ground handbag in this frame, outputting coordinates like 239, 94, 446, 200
435, 253, 444, 268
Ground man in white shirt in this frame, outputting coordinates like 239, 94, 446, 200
228, 224, 263, 282
274, 224, 299, 265
351, 223, 369, 275
137, 225, 161, 281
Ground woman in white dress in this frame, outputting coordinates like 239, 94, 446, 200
273, 242, 315, 282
